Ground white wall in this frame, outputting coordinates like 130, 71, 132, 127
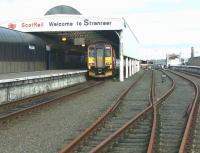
122, 19, 141, 59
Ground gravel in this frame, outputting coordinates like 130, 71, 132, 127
0, 71, 143, 153
155, 70, 195, 153
154, 69, 172, 99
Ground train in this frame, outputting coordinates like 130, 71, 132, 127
87, 42, 116, 78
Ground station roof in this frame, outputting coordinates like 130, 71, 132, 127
0, 6, 141, 59
45, 5, 81, 15
0, 14, 123, 48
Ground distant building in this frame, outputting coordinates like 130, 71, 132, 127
191, 46, 194, 58
187, 47, 200, 66
187, 56, 200, 66
166, 53, 182, 67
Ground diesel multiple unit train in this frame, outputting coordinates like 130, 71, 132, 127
87, 42, 116, 78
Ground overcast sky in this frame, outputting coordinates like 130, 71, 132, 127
0, 0, 200, 59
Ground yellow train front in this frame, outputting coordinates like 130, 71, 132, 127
87, 42, 116, 78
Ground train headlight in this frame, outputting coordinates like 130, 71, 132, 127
105, 62, 111, 66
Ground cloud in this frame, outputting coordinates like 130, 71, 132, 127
0, 0, 184, 19
139, 0, 182, 2
124, 9, 200, 45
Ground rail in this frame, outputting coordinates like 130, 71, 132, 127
0, 81, 104, 123
58, 72, 146, 153
147, 70, 176, 153
173, 71, 200, 153
88, 70, 155, 153
88, 70, 175, 153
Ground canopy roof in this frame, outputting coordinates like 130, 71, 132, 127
45, 5, 81, 15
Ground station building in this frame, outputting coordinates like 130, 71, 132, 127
0, 5, 141, 81
0, 5, 142, 104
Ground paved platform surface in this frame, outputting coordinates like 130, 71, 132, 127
0, 69, 87, 104
0, 69, 87, 83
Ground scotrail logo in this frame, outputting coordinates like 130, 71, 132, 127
8, 23, 16, 29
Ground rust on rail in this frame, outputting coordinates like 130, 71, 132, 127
89, 70, 175, 153
0, 81, 104, 123
166, 70, 200, 153
89, 106, 153, 153
147, 70, 176, 153
147, 70, 156, 153
176, 72, 200, 153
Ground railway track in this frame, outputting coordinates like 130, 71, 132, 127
59, 70, 150, 153
100, 71, 156, 153
170, 70, 200, 153
59, 70, 175, 153
88, 70, 153, 153
0, 81, 104, 123
147, 70, 199, 153
2, 69, 198, 153
174, 69, 200, 78
189, 102, 200, 153
99, 70, 175, 153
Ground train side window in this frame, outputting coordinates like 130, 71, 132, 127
105, 47, 111, 57
89, 47, 95, 57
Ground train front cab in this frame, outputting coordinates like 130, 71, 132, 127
87, 43, 115, 78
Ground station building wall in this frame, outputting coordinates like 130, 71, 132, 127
0, 27, 47, 73
187, 57, 200, 66
122, 24, 140, 59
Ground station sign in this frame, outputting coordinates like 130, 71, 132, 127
0, 15, 124, 32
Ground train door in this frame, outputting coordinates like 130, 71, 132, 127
96, 48, 104, 68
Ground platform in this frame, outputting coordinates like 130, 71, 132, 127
0, 70, 87, 104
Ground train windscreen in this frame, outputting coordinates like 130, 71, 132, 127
88, 47, 95, 57
105, 46, 111, 57
96, 48, 104, 67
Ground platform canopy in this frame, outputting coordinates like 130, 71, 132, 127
0, 5, 142, 59
0, 5, 142, 82
45, 5, 82, 15
0, 6, 142, 59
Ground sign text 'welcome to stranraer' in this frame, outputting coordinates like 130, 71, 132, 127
21, 19, 112, 28
49, 19, 112, 26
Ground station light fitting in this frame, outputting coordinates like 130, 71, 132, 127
81, 43, 85, 47
61, 37, 67, 42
